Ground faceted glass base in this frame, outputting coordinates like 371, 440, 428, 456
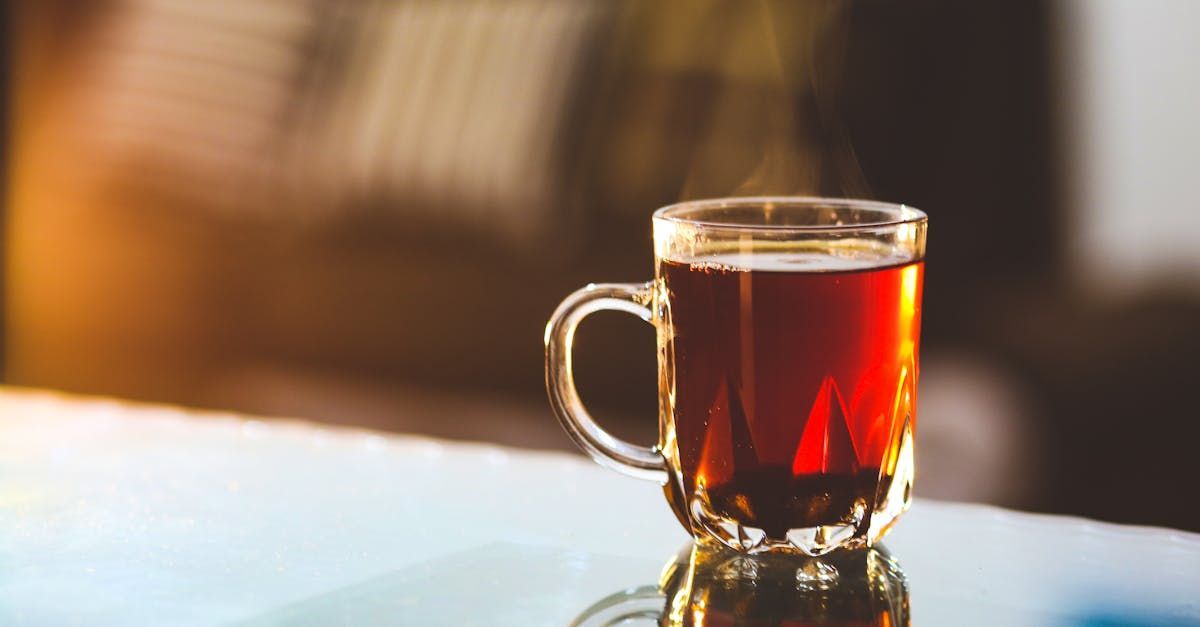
684, 416, 914, 556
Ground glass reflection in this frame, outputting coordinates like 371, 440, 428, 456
573, 541, 909, 626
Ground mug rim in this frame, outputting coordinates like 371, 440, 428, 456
652, 196, 927, 232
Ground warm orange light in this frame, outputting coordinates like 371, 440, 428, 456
898, 263, 920, 359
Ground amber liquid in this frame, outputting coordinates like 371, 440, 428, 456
661, 256, 923, 539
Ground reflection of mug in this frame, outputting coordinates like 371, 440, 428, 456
546, 198, 927, 554
572, 543, 910, 626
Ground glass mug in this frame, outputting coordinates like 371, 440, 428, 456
545, 197, 926, 555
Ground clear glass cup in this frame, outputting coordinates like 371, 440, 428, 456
546, 197, 927, 555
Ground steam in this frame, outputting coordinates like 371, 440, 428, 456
677, 0, 870, 200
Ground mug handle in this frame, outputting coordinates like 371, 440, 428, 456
545, 282, 668, 482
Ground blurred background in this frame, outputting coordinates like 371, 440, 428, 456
5, 0, 1198, 531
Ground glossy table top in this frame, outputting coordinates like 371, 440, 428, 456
0, 389, 1196, 626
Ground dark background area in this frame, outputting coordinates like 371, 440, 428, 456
5, 0, 1198, 531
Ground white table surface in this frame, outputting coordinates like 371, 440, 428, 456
0, 389, 1197, 626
